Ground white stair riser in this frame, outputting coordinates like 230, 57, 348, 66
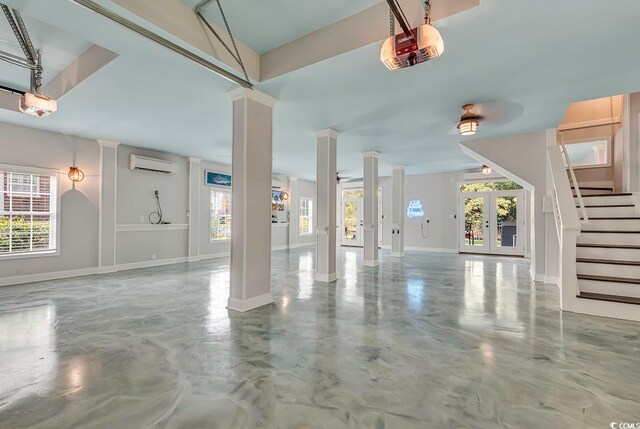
578, 233, 640, 246
576, 195, 635, 206
579, 279, 640, 299
577, 247, 640, 261
585, 219, 640, 231
583, 206, 638, 218
577, 262, 640, 279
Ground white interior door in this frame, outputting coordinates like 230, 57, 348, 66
489, 190, 524, 256
459, 192, 490, 254
342, 197, 363, 246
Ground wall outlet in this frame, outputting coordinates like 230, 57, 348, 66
152, 253, 157, 260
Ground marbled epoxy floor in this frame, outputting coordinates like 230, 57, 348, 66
0, 248, 639, 428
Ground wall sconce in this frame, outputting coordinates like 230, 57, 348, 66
68, 166, 85, 183
457, 104, 482, 136
481, 165, 492, 175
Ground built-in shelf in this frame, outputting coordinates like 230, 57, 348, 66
116, 223, 189, 232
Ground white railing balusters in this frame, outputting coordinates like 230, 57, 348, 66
558, 133, 589, 223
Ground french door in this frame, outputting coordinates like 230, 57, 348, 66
341, 197, 363, 246
459, 190, 524, 256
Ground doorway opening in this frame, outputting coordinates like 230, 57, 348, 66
339, 187, 383, 248
458, 181, 525, 256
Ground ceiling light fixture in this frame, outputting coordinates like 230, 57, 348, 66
481, 165, 492, 175
457, 104, 481, 136
380, 0, 444, 70
68, 166, 85, 183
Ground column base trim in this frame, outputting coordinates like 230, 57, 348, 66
227, 293, 274, 313
314, 272, 338, 283
363, 260, 380, 267
391, 252, 405, 258
97, 266, 117, 274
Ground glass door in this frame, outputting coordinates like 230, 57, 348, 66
342, 197, 362, 246
489, 191, 524, 256
459, 192, 490, 254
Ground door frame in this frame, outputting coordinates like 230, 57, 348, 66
458, 189, 525, 256
341, 196, 363, 246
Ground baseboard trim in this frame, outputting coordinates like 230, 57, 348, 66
404, 247, 458, 254
272, 245, 290, 251
314, 272, 338, 283
115, 257, 188, 272
381, 245, 392, 250
97, 266, 117, 274
0, 267, 98, 287
363, 260, 380, 267
188, 253, 229, 262
534, 273, 560, 286
227, 292, 274, 312
391, 252, 405, 258
290, 242, 315, 249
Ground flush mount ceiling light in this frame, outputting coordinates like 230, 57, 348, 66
457, 104, 482, 136
0, 5, 58, 117
481, 165, 492, 175
68, 166, 85, 182
380, 0, 444, 71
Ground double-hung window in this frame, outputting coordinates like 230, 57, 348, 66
0, 169, 58, 256
210, 189, 231, 241
299, 198, 313, 235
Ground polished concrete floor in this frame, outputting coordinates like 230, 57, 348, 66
0, 248, 639, 428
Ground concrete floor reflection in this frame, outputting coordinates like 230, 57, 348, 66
0, 248, 639, 428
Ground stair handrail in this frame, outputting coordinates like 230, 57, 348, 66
558, 133, 589, 223
547, 142, 581, 311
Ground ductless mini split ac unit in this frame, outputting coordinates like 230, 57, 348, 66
129, 154, 178, 175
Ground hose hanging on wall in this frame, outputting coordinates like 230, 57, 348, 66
149, 190, 166, 224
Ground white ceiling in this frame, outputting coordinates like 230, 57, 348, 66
180, 0, 383, 54
1, 0, 640, 181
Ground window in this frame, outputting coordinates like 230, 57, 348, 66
299, 198, 313, 235
562, 139, 610, 168
210, 189, 231, 241
0, 170, 57, 256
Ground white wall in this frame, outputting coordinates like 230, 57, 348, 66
115, 145, 189, 264
380, 171, 463, 251
0, 122, 100, 279
0, 120, 314, 285
461, 131, 554, 281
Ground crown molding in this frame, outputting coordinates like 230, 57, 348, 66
228, 87, 277, 108
315, 129, 339, 139
362, 151, 380, 158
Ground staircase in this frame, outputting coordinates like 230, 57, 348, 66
574, 190, 640, 306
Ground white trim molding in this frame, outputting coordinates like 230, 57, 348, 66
97, 140, 120, 148
228, 87, 278, 108
314, 272, 338, 283
0, 267, 98, 287
115, 223, 189, 232
315, 129, 339, 139
227, 293, 274, 313
362, 151, 381, 159
404, 246, 458, 254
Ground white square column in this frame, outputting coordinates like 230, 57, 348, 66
188, 157, 201, 262
391, 165, 405, 257
315, 129, 338, 283
227, 88, 277, 312
363, 151, 380, 267
97, 140, 119, 274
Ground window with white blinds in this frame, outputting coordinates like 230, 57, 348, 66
299, 198, 313, 235
0, 170, 58, 256
210, 189, 231, 241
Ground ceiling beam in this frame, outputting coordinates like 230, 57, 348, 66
260, 0, 478, 81
45, 44, 119, 100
